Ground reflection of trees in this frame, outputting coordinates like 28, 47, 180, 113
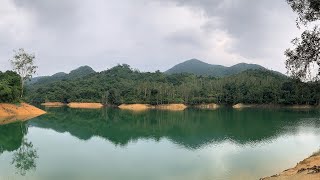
0, 122, 25, 154
0, 122, 38, 176
11, 138, 38, 176
29, 108, 320, 149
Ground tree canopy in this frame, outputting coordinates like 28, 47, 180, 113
10, 49, 37, 97
287, 0, 320, 27
26, 65, 320, 106
0, 71, 21, 103
285, 26, 320, 80
286, 0, 320, 80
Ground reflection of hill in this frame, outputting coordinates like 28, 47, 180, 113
29, 108, 320, 149
0, 122, 25, 153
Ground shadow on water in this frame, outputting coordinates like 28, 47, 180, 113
26, 107, 320, 149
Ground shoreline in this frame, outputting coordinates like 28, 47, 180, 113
67, 103, 103, 109
40, 102, 320, 110
118, 104, 188, 111
261, 152, 320, 180
233, 103, 320, 109
0, 103, 46, 125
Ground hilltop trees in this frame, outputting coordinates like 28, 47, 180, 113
10, 49, 38, 97
25, 64, 320, 106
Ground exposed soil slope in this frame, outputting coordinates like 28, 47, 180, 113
155, 104, 187, 111
194, 103, 220, 110
262, 154, 320, 180
0, 103, 46, 125
41, 102, 65, 107
67, 103, 103, 109
118, 104, 188, 111
118, 104, 154, 111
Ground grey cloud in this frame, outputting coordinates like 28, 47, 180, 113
0, 0, 301, 75
165, 29, 205, 48
166, 0, 299, 59
12, 0, 79, 30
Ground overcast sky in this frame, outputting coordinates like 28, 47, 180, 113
0, 0, 301, 76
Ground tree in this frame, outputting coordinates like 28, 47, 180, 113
286, 0, 320, 80
0, 71, 21, 103
11, 138, 38, 176
285, 26, 320, 80
287, 0, 320, 27
10, 48, 38, 97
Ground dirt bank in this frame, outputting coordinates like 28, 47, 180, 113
41, 102, 65, 107
0, 114, 42, 125
67, 103, 103, 109
288, 105, 315, 109
118, 104, 154, 111
155, 104, 187, 111
232, 103, 253, 109
261, 153, 320, 180
194, 103, 220, 110
0, 103, 46, 116
0, 103, 46, 125
232, 103, 318, 109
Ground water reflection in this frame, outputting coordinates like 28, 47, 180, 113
29, 108, 320, 149
11, 138, 38, 176
0, 108, 319, 179
0, 122, 38, 176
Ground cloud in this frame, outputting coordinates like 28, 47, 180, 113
0, 0, 301, 75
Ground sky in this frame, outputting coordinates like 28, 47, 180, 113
0, 0, 302, 76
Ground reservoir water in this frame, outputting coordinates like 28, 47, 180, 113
0, 107, 319, 180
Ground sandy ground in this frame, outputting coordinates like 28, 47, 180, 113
0, 103, 46, 116
232, 103, 253, 109
118, 104, 188, 111
67, 103, 103, 109
41, 102, 65, 107
261, 154, 320, 180
233, 103, 318, 109
155, 104, 187, 111
0, 103, 46, 125
118, 104, 154, 111
194, 103, 220, 110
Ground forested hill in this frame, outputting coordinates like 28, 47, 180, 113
26, 64, 320, 106
28, 65, 95, 85
165, 59, 270, 77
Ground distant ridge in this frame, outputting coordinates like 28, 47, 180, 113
165, 59, 271, 77
28, 66, 95, 85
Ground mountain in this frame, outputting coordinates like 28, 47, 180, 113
165, 59, 268, 77
28, 66, 95, 85
26, 63, 320, 107
68, 66, 95, 79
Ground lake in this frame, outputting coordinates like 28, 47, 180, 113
0, 107, 319, 180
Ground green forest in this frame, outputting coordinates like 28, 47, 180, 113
25, 64, 320, 106
0, 71, 21, 103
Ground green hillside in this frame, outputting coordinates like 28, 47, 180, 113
28, 66, 95, 85
165, 59, 270, 77
25, 64, 320, 106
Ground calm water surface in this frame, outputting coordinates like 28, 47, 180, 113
0, 107, 319, 180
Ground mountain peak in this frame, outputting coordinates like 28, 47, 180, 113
166, 59, 272, 77
68, 66, 95, 78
